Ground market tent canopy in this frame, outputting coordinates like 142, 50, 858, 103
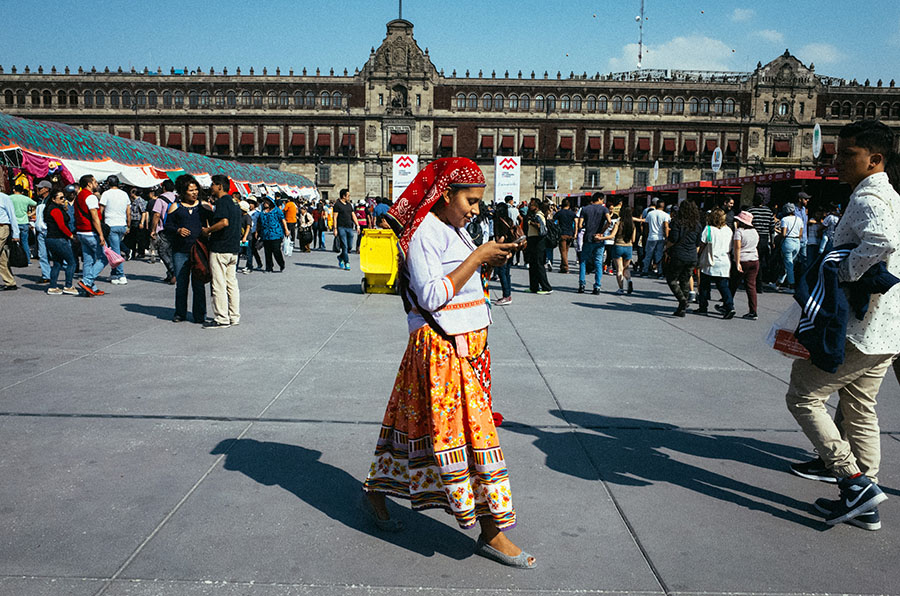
0, 112, 314, 190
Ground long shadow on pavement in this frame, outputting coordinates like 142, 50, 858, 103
503, 410, 825, 529
572, 301, 673, 316
122, 302, 173, 320
321, 283, 364, 294
211, 438, 474, 559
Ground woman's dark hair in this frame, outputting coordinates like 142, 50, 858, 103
676, 199, 700, 230
175, 174, 199, 197
616, 206, 634, 242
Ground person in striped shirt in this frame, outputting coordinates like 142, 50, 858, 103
747, 194, 776, 293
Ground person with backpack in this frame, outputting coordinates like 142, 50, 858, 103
150, 180, 177, 284
164, 175, 210, 323
542, 202, 559, 272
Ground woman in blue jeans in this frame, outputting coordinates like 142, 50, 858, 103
777, 202, 803, 290
164, 175, 209, 323
43, 190, 78, 295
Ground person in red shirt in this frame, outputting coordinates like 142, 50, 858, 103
73, 175, 107, 296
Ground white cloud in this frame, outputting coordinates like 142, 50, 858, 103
754, 29, 784, 43
731, 8, 755, 22
796, 43, 844, 65
608, 36, 736, 72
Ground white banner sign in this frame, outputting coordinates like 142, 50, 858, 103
493, 156, 521, 203
812, 123, 822, 159
391, 154, 419, 201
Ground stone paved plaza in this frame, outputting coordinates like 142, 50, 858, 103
1, 249, 898, 596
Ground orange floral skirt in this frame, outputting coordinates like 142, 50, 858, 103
363, 324, 516, 530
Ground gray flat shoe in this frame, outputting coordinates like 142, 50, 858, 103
474, 536, 537, 569
359, 493, 404, 532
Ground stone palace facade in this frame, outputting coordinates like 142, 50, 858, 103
2, 19, 899, 201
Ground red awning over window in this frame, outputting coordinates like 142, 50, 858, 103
500, 135, 514, 149
637, 138, 651, 151
117, 131, 131, 139
663, 138, 676, 152
290, 133, 305, 147
390, 133, 407, 145
612, 137, 626, 151
265, 133, 280, 146
214, 133, 229, 146
559, 136, 573, 150
588, 137, 602, 150
240, 133, 254, 146
480, 135, 494, 149
191, 132, 205, 146
683, 139, 697, 153
440, 134, 454, 148
774, 140, 791, 153
142, 132, 157, 144
341, 133, 356, 147
822, 142, 836, 156
705, 139, 718, 153
317, 133, 331, 147
522, 135, 536, 149
726, 140, 739, 154
167, 132, 182, 147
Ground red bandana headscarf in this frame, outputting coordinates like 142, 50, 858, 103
385, 157, 485, 256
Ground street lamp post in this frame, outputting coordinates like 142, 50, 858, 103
345, 94, 352, 189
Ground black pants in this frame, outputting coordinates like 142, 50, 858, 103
525, 236, 552, 292
665, 258, 694, 305
756, 241, 772, 289
263, 238, 285, 271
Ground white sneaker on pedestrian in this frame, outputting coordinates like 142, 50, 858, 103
110, 277, 128, 285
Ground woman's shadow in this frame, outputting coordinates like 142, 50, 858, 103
211, 438, 473, 559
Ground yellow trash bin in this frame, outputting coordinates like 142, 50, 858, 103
360, 228, 400, 294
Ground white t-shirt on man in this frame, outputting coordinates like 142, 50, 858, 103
646, 208, 671, 241
100, 188, 130, 227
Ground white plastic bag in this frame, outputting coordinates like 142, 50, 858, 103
282, 236, 293, 257
765, 302, 810, 359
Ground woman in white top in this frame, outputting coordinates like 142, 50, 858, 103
361, 158, 534, 569
777, 202, 803, 290
697, 208, 735, 318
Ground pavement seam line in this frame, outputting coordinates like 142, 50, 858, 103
496, 297, 672, 596
91, 296, 369, 596
0, 327, 153, 394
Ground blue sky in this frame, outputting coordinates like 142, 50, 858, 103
4, 1, 899, 81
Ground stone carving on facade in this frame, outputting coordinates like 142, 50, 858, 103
420, 125, 430, 142
750, 132, 760, 147
366, 125, 377, 141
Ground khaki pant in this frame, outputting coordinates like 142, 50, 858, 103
210, 252, 240, 325
785, 342, 894, 483
0, 224, 16, 287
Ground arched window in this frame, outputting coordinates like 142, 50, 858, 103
199, 90, 209, 107
293, 91, 302, 107
714, 98, 723, 114
493, 93, 503, 110
331, 92, 340, 108
623, 96, 633, 112
267, 91, 277, 107
663, 97, 673, 114
534, 95, 545, 111
121, 90, 131, 108
509, 94, 519, 110
866, 102, 876, 118
649, 96, 659, 113
725, 98, 735, 114
4, 90, 13, 106
700, 98, 710, 114
546, 94, 556, 111
841, 102, 851, 118
189, 90, 199, 107
305, 91, 315, 107
560, 95, 570, 111
252, 91, 262, 107
42, 90, 52, 106
83, 90, 93, 107
855, 101, 865, 118
467, 93, 477, 109
881, 102, 890, 118
482, 94, 492, 110
226, 90, 236, 107
320, 91, 330, 107
110, 90, 120, 107
611, 96, 622, 112
779, 102, 789, 116
689, 98, 699, 114
892, 103, 900, 120
586, 95, 596, 111
455, 93, 466, 109
520, 94, 530, 110
674, 97, 684, 114
136, 90, 146, 107
162, 91, 170, 107
31, 90, 40, 105
173, 90, 184, 107
598, 96, 608, 112
214, 91, 224, 107
572, 95, 582, 111
830, 101, 840, 117
148, 90, 157, 107
637, 96, 648, 113
94, 90, 105, 106
57, 90, 67, 106
68, 91, 78, 106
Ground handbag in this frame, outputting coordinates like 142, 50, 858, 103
7, 240, 28, 268
332, 233, 342, 253
190, 238, 212, 285
698, 226, 715, 270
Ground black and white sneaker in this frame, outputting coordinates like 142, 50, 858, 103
824, 475, 887, 526
202, 320, 231, 329
814, 498, 881, 531
790, 458, 838, 483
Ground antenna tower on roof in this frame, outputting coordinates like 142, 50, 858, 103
637, 0, 645, 70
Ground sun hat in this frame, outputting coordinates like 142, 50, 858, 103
239, 200, 250, 212
734, 211, 754, 226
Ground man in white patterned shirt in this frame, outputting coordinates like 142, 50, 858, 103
785, 120, 900, 530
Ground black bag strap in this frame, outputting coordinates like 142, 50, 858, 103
398, 265, 455, 345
